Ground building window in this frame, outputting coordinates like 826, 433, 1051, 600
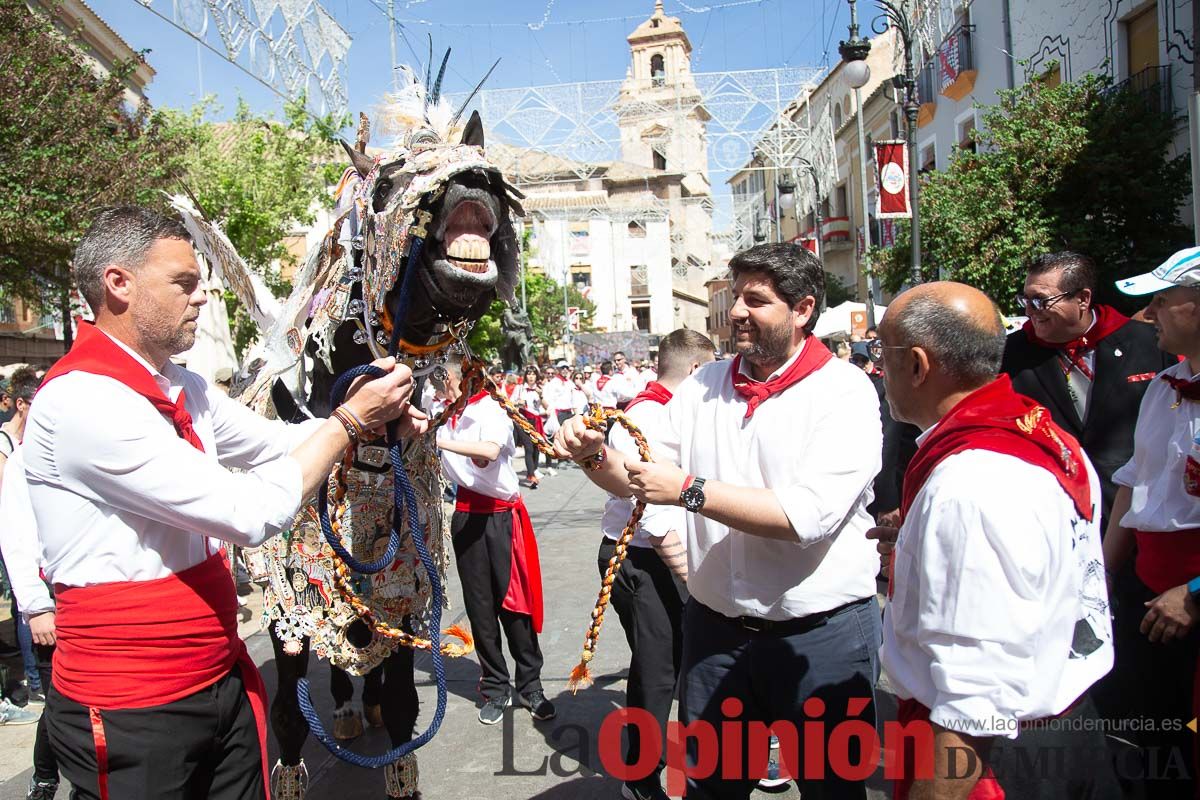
890, 111, 901, 138
651, 54, 665, 86
835, 184, 848, 217
633, 304, 651, 331
571, 265, 591, 293
627, 220, 647, 238
833, 103, 843, 129
1123, 4, 1159, 78
630, 265, 650, 297
957, 115, 977, 153
1041, 63, 1062, 88
920, 142, 936, 173
652, 149, 667, 170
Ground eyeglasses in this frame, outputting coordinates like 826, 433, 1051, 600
866, 340, 912, 360
1013, 290, 1079, 312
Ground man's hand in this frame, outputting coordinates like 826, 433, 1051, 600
396, 405, 430, 438
876, 508, 902, 528
626, 460, 689, 506
29, 611, 55, 647
1141, 584, 1200, 643
866, 526, 899, 575
552, 414, 604, 462
342, 357, 416, 431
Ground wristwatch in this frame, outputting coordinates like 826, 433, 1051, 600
1187, 576, 1200, 605
680, 476, 707, 513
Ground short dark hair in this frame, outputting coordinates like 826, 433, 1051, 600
613, 351, 627, 359
600, 361, 613, 375
728, 243, 824, 334
892, 294, 1006, 387
849, 352, 871, 369
73, 206, 192, 311
7, 368, 38, 404
1026, 251, 1097, 295
656, 329, 716, 380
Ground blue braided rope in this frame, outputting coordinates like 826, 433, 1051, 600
316, 366, 401, 574
387, 236, 424, 357
298, 362, 449, 768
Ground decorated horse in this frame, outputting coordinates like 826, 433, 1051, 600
185, 56, 523, 799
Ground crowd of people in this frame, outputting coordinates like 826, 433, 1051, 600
0, 206, 1198, 800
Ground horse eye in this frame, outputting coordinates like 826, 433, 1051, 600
375, 179, 393, 198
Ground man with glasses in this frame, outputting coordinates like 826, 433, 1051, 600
1001, 251, 1172, 531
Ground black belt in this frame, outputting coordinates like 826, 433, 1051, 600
698, 597, 872, 636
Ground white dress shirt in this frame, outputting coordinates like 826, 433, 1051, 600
655, 341, 882, 619
607, 371, 637, 405
882, 446, 1112, 738
439, 395, 519, 501
1112, 360, 1200, 532
545, 376, 572, 412
593, 376, 618, 408
602, 396, 686, 549
0, 446, 55, 617
22, 330, 320, 587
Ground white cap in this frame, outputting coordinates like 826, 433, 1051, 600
1116, 247, 1200, 295
555, 359, 569, 368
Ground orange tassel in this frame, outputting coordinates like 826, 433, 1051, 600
567, 661, 594, 694
440, 623, 475, 656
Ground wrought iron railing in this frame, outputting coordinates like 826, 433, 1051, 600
1109, 65, 1173, 116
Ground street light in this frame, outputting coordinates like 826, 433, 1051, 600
839, 0, 878, 327
776, 164, 822, 262
872, 0, 923, 286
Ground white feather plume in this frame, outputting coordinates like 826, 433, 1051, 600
376, 64, 460, 148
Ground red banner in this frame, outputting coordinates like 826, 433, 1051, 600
874, 140, 911, 219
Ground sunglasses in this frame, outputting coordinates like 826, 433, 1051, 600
1013, 290, 1079, 312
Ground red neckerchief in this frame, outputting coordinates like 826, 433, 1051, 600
1162, 373, 1200, 405
42, 322, 204, 450
596, 375, 610, 390
730, 338, 833, 420
624, 381, 673, 413
901, 375, 1092, 523
1022, 305, 1129, 381
450, 390, 489, 428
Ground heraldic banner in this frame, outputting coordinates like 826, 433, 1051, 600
874, 140, 912, 219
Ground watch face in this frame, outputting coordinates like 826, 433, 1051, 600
681, 486, 705, 511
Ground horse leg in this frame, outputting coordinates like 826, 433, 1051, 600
330, 664, 364, 741
269, 629, 312, 798
381, 647, 420, 799
362, 663, 385, 728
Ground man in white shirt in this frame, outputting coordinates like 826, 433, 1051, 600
546, 360, 575, 426
580, 329, 711, 800
437, 364, 552, 727
556, 243, 883, 799
607, 351, 637, 408
872, 281, 1117, 800
22, 207, 421, 800
1103, 248, 1200, 799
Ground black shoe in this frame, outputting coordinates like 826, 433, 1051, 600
26, 777, 58, 800
519, 690, 556, 721
21, 681, 45, 704
478, 694, 511, 725
621, 782, 669, 800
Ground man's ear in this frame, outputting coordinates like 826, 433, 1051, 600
1077, 287, 1093, 313
793, 295, 817, 330
911, 346, 932, 384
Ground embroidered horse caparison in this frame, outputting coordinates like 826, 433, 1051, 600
232, 60, 521, 799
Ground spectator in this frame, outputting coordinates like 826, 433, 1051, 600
871, 281, 1117, 800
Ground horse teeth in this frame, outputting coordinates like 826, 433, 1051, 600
446, 238, 490, 261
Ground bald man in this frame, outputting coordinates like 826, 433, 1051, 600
871, 283, 1118, 800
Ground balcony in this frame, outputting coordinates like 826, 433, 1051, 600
1109, 64, 1173, 116
917, 65, 937, 128
937, 25, 977, 102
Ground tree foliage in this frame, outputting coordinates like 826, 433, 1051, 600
871, 69, 1190, 311
0, 0, 188, 310
467, 271, 598, 363
156, 97, 345, 353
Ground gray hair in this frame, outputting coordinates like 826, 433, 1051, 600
891, 294, 1006, 387
73, 207, 191, 311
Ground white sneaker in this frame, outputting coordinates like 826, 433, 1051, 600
545, 467, 558, 477
0, 697, 40, 725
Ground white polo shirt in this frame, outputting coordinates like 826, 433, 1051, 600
883, 444, 1112, 737
655, 342, 882, 619
1112, 360, 1200, 532
439, 395, 519, 501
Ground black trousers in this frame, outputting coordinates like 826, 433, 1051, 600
597, 539, 686, 789
33, 642, 57, 783
516, 424, 540, 477
46, 666, 263, 800
452, 509, 544, 700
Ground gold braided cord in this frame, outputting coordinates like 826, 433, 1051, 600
458, 356, 654, 693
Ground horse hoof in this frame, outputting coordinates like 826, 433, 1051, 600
270, 760, 308, 800
333, 706, 364, 741
364, 703, 384, 728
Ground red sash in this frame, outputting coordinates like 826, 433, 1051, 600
40, 322, 270, 798
1133, 530, 1200, 595
892, 698, 1004, 800
730, 338, 833, 419
623, 381, 673, 413
455, 486, 543, 633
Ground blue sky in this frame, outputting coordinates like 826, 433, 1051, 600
91, 0, 851, 125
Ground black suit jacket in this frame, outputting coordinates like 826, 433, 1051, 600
1001, 319, 1174, 525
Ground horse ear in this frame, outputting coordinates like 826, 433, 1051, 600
340, 138, 374, 178
461, 111, 485, 149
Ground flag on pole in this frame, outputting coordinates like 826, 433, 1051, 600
874, 140, 912, 219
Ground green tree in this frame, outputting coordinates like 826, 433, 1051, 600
872, 69, 1189, 311
824, 271, 855, 306
0, 0, 188, 340
157, 97, 346, 353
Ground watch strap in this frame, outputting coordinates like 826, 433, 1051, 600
1188, 576, 1200, 598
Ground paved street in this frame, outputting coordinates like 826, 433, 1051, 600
0, 462, 891, 799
